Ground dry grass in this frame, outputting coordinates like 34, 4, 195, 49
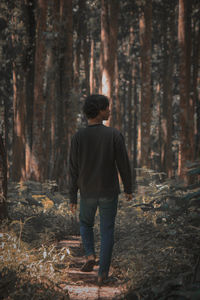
1, 176, 200, 299
0, 181, 78, 299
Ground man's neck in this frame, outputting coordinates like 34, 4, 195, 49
88, 116, 103, 126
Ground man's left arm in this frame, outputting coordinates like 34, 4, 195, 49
115, 132, 133, 200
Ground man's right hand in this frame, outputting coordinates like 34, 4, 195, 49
125, 193, 132, 201
70, 203, 77, 214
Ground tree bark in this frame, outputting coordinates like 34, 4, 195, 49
24, 0, 36, 180
178, 0, 194, 181
83, 38, 90, 95
74, 0, 84, 94
115, 57, 122, 130
161, 2, 175, 178
139, 0, 152, 168
31, 0, 48, 181
100, 0, 119, 126
89, 39, 95, 94
193, 9, 200, 159
11, 2, 28, 181
0, 134, 7, 220
133, 80, 138, 191
127, 26, 135, 160
54, 0, 73, 189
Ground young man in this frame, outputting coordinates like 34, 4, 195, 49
69, 94, 132, 285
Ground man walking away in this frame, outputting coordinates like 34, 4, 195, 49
69, 94, 132, 285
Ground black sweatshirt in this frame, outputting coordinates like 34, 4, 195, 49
69, 124, 132, 204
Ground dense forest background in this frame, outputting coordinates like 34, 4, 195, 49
0, 0, 199, 192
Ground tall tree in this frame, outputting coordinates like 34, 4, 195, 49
24, 0, 36, 179
192, 2, 200, 159
43, 2, 59, 180
30, 0, 48, 181
89, 39, 95, 94
53, 0, 73, 188
161, 2, 175, 178
0, 134, 7, 220
139, 0, 152, 168
127, 25, 135, 160
0, 2, 12, 179
114, 56, 122, 130
74, 0, 85, 95
178, 0, 194, 181
100, 0, 119, 126
12, 2, 27, 181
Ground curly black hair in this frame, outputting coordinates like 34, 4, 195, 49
83, 94, 109, 119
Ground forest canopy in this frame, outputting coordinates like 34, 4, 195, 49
0, 0, 199, 189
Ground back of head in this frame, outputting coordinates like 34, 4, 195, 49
83, 94, 109, 119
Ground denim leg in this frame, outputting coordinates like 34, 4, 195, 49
79, 197, 98, 257
98, 196, 118, 277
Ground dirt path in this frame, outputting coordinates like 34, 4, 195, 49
57, 236, 125, 300
4, 181, 200, 299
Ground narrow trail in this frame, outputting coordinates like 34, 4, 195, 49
57, 236, 125, 300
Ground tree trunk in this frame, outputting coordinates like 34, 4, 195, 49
89, 39, 95, 94
54, 0, 73, 189
12, 68, 26, 181
193, 10, 200, 159
139, 0, 152, 168
100, 0, 119, 126
161, 2, 175, 178
83, 38, 90, 95
178, 0, 194, 181
24, 0, 36, 180
11, 3, 27, 181
49, 1, 60, 180
0, 134, 8, 220
115, 57, 122, 130
43, 36, 54, 179
31, 0, 48, 181
127, 26, 135, 160
74, 0, 84, 95
133, 80, 138, 191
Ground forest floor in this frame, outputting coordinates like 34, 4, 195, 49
1, 178, 200, 299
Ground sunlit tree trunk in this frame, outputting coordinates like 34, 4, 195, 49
100, 0, 110, 97
83, 38, 90, 95
12, 69, 26, 181
139, 0, 152, 168
178, 0, 194, 181
11, 6, 27, 181
90, 39, 95, 94
100, 0, 119, 126
31, 0, 47, 181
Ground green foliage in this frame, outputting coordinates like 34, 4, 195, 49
186, 161, 200, 176
134, 164, 200, 219
0, 181, 79, 299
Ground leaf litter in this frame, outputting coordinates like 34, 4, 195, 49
0, 169, 200, 299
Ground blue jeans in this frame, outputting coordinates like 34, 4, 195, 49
79, 195, 118, 277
